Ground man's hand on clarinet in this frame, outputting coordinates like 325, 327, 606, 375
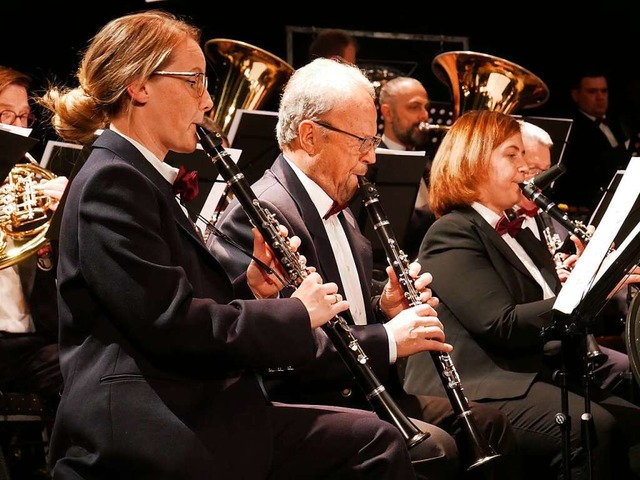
379, 262, 439, 319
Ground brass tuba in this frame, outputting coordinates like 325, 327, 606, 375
432, 50, 549, 119
0, 162, 57, 269
204, 38, 294, 137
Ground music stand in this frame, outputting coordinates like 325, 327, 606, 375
227, 109, 280, 187
514, 115, 573, 166
350, 148, 429, 268
550, 157, 640, 479
40, 140, 85, 178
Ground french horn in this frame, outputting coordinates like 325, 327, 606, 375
432, 50, 549, 119
204, 38, 294, 137
0, 162, 56, 270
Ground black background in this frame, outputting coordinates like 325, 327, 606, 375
4, 1, 639, 137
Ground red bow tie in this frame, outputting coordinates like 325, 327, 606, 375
323, 201, 348, 220
495, 214, 525, 236
518, 206, 539, 217
173, 165, 199, 202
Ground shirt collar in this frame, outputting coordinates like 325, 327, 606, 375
109, 124, 179, 184
471, 201, 502, 229
380, 134, 407, 151
283, 155, 333, 220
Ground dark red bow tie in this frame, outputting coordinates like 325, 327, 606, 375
495, 214, 525, 236
323, 200, 348, 220
595, 117, 609, 127
517, 205, 539, 217
173, 165, 199, 202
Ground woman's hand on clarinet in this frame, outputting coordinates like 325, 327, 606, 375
247, 227, 310, 299
292, 272, 349, 329
379, 262, 439, 319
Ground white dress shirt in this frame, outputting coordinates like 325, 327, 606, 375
0, 238, 34, 333
285, 157, 398, 363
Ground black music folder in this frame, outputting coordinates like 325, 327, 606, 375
227, 109, 280, 186
0, 126, 38, 180
350, 148, 429, 262
588, 167, 640, 249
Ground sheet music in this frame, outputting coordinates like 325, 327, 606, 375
375, 147, 426, 157
195, 145, 241, 233
0, 123, 32, 137
554, 157, 640, 314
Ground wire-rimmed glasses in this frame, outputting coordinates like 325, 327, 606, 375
152, 71, 208, 97
312, 120, 382, 154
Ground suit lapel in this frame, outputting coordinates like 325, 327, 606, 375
271, 157, 372, 323
515, 227, 561, 293
270, 158, 341, 283
95, 130, 216, 262
464, 209, 534, 280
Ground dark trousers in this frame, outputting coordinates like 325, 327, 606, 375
0, 333, 62, 401
481, 376, 640, 480
401, 394, 523, 480
267, 402, 416, 479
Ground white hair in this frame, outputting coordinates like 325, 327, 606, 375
518, 120, 554, 148
275, 57, 375, 148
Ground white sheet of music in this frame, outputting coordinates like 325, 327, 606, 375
195, 145, 241, 234
554, 156, 640, 315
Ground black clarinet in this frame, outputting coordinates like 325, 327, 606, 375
196, 121, 429, 450
358, 175, 500, 470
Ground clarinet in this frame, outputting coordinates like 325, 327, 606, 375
358, 175, 501, 470
196, 121, 430, 450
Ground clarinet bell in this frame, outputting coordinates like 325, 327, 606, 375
585, 333, 608, 368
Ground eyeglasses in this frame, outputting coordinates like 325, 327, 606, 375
152, 71, 208, 97
312, 120, 382, 154
0, 110, 36, 128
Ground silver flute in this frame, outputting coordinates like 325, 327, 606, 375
358, 175, 500, 471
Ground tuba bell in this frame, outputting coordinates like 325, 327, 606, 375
204, 38, 294, 137
0, 162, 57, 270
432, 50, 549, 119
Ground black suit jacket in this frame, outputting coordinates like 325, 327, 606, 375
403, 207, 559, 401
53, 130, 317, 479
552, 110, 631, 215
210, 155, 407, 409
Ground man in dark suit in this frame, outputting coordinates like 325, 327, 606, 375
210, 57, 521, 480
552, 69, 632, 219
